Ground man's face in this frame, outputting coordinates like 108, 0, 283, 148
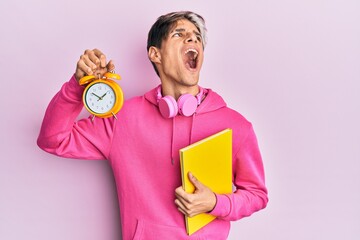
156, 19, 204, 88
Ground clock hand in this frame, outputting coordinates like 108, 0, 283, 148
100, 92, 107, 100
91, 93, 102, 101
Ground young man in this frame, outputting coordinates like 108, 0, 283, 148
38, 11, 268, 239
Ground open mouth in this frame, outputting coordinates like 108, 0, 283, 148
184, 48, 199, 70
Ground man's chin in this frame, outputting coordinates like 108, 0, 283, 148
181, 75, 200, 87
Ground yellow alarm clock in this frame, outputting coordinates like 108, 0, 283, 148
79, 72, 124, 119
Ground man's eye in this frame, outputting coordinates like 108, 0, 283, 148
173, 33, 181, 37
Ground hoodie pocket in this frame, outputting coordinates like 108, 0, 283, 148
132, 219, 202, 240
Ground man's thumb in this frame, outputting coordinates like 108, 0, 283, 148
188, 172, 203, 190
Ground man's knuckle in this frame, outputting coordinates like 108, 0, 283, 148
80, 55, 87, 61
185, 204, 191, 210
77, 60, 84, 68
188, 210, 195, 217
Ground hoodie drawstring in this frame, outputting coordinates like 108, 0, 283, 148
189, 113, 196, 146
169, 87, 208, 165
171, 113, 197, 165
171, 117, 175, 165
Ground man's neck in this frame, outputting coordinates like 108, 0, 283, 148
160, 81, 200, 100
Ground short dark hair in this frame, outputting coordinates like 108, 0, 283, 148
147, 11, 207, 76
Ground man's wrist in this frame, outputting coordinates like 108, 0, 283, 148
209, 194, 231, 218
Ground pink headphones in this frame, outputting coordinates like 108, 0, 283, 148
156, 85, 205, 118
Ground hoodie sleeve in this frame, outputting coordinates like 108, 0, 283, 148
37, 75, 116, 160
209, 125, 268, 221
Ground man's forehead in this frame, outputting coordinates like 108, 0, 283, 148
170, 19, 200, 33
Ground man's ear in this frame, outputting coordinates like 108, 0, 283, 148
148, 46, 161, 64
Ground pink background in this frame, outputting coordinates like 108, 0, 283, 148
1, 0, 359, 239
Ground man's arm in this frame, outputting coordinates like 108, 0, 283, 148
210, 125, 268, 221
37, 49, 117, 160
175, 125, 268, 221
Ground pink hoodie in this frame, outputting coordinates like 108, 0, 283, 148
37, 75, 268, 240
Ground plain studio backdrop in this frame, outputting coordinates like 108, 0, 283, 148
0, 0, 359, 239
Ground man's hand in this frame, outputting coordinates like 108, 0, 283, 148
75, 49, 115, 81
175, 172, 217, 217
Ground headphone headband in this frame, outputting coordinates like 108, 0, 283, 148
156, 85, 204, 104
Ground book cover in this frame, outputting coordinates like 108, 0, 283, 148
179, 128, 233, 235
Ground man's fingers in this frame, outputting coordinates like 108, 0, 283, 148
91, 48, 104, 57
175, 187, 193, 204
100, 55, 106, 68
176, 204, 188, 216
85, 49, 101, 66
175, 198, 197, 217
77, 60, 93, 76
107, 60, 115, 72
80, 54, 97, 71
83, 49, 106, 68
76, 49, 115, 79
188, 172, 204, 190
92, 48, 107, 67
175, 198, 189, 211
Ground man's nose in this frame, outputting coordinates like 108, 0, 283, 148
185, 33, 198, 43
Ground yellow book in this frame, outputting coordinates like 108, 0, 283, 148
179, 128, 233, 235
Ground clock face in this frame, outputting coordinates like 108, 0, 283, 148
84, 82, 116, 114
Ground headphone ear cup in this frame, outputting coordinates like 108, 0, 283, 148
178, 94, 198, 117
158, 96, 178, 118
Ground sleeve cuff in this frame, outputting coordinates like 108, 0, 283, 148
209, 194, 232, 218
61, 74, 85, 102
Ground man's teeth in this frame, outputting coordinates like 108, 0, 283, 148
185, 49, 198, 58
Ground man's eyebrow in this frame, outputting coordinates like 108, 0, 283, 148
172, 28, 186, 33
171, 28, 202, 38
194, 31, 202, 38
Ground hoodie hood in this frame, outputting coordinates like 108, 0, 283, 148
144, 85, 227, 115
